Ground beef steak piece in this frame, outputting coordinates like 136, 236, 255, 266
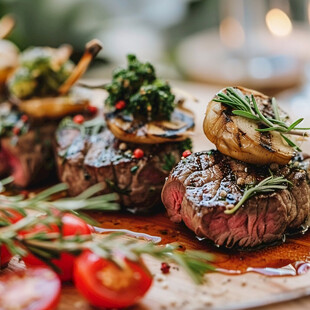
55, 123, 185, 212
0, 103, 56, 187
161, 150, 310, 248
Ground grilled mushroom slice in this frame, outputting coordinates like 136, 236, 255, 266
203, 87, 295, 165
17, 89, 89, 119
105, 91, 195, 144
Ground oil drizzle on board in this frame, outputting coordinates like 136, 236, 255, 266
91, 210, 310, 277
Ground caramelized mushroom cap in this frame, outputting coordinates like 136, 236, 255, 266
105, 90, 195, 144
203, 86, 295, 165
16, 87, 89, 119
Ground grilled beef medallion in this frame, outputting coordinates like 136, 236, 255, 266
55, 121, 189, 212
0, 102, 56, 187
161, 150, 310, 248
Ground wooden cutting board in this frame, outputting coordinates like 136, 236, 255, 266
5, 81, 310, 310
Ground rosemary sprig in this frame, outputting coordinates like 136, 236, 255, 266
0, 176, 14, 193
0, 211, 214, 284
214, 87, 310, 152
22, 231, 214, 284
224, 175, 291, 215
0, 182, 119, 222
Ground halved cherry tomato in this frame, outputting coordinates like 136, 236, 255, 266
74, 250, 153, 309
21, 213, 92, 282
0, 209, 25, 267
0, 267, 61, 310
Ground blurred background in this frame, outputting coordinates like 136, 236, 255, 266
1, 0, 310, 99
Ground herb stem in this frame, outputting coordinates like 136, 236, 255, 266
224, 175, 291, 215
286, 131, 309, 137
271, 97, 280, 121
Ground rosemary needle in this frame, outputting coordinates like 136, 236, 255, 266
224, 175, 291, 215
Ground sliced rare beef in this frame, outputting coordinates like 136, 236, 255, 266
161, 150, 310, 248
55, 124, 185, 212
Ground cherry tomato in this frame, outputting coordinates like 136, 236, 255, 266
21, 114, 29, 122
87, 105, 98, 115
0, 209, 25, 267
21, 213, 92, 282
182, 150, 192, 158
21, 190, 29, 198
12, 126, 20, 135
74, 251, 153, 309
133, 148, 144, 159
115, 100, 126, 110
73, 114, 85, 124
0, 267, 61, 310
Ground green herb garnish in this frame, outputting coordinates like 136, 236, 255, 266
224, 175, 291, 215
130, 166, 139, 174
105, 54, 175, 121
0, 182, 119, 217
178, 138, 193, 152
8, 47, 73, 99
0, 176, 14, 193
214, 87, 310, 152
162, 153, 176, 172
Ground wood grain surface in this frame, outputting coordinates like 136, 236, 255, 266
3, 81, 310, 310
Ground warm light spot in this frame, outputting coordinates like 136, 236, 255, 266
265, 8, 292, 37
219, 17, 245, 49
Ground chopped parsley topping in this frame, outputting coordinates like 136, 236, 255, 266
162, 153, 176, 172
105, 54, 175, 121
178, 138, 193, 152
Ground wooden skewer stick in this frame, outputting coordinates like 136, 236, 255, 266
0, 15, 15, 39
58, 39, 102, 96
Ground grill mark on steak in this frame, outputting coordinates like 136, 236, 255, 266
161, 150, 310, 248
